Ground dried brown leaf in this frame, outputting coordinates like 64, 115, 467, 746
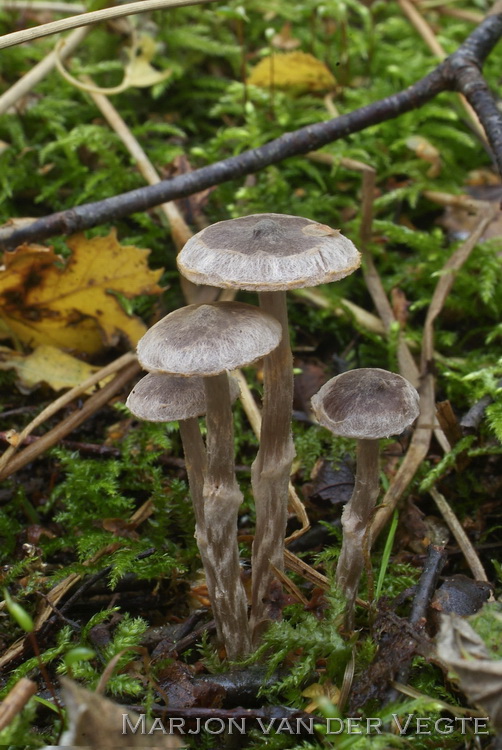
437, 614, 502, 730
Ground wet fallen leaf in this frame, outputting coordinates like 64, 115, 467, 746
429, 576, 492, 631
46, 677, 184, 748
0, 230, 163, 355
349, 607, 427, 712
248, 52, 336, 93
437, 612, 502, 730
303, 458, 354, 507
293, 357, 327, 415
0, 345, 113, 392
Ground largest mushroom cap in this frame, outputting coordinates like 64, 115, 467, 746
311, 368, 420, 440
137, 301, 282, 376
177, 213, 361, 291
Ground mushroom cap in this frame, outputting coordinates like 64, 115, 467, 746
137, 301, 282, 376
311, 368, 420, 440
177, 213, 361, 291
126, 371, 241, 422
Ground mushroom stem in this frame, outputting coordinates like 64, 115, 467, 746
203, 372, 251, 659
178, 417, 207, 534
250, 290, 295, 642
335, 438, 381, 629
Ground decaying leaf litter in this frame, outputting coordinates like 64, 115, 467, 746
0, 0, 501, 747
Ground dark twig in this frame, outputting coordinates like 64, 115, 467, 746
408, 544, 448, 626
0, 13, 501, 250
384, 544, 447, 704
0, 431, 250, 471
125, 703, 325, 727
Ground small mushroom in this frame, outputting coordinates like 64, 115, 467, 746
126, 371, 239, 534
127, 371, 242, 642
311, 368, 420, 628
178, 213, 361, 639
135, 301, 282, 659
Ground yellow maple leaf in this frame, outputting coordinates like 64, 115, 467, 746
0, 345, 113, 392
247, 51, 336, 93
0, 230, 163, 355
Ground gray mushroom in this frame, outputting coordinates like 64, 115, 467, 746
127, 372, 239, 535
311, 368, 420, 629
135, 301, 282, 659
178, 213, 361, 640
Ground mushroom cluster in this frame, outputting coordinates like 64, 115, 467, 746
179, 213, 360, 641
128, 213, 364, 656
128, 301, 282, 659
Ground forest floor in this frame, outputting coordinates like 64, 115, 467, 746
0, 1, 501, 748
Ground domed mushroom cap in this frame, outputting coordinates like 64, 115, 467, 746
137, 301, 282, 376
126, 371, 241, 422
311, 368, 420, 440
177, 213, 361, 291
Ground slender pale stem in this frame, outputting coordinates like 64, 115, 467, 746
336, 438, 381, 630
179, 418, 207, 534
250, 291, 295, 643
202, 373, 251, 659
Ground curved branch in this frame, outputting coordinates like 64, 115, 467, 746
0, 0, 219, 51
1, 13, 501, 251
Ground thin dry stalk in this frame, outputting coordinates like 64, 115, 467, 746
80, 77, 216, 305
398, 0, 444, 56
84, 81, 192, 250
370, 206, 498, 543
291, 287, 385, 336
0, 0, 220, 51
0, 359, 140, 480
412, 1, 483, 24
0, 352, 136, 476
397, 0, 487, 142
436, 8, 483, 23
0, 678, 37, 731
0, 26, 89, 116
283, 548, 329, 589
306, 151, 422, 387
307, 150, 451, 553
308, 150, 451, 485
420, 202, 498, 381
3, 2, 86, 12
271, 564, 309, 606
429, 487, 489, 582
423, 190, 490, 212
338, 652, 355, 711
